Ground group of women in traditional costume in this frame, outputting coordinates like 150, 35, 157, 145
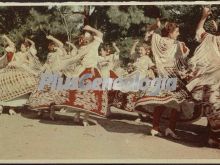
186, 7, 220, 148
0, 35, 41, 115
0, 7, 219, 148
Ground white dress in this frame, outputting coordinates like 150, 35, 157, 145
132, 55, 155, 79
0, 46, 40, 106
186, 28, 220, 132
98, 52, 119, 77
135, 33, 195, 122
70, 36, 103, 77
27, 46, 69, 108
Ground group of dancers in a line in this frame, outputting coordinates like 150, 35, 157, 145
0, 7, 219, 148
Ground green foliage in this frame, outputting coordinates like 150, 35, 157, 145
1, 5, 220, 61
106, 6, 151, 37
0, 6, 84, 61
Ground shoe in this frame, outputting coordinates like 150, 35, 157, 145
135, 118, 142, 123
60, 108, 67, 113
37, 111, 43, 116
150, 129, 162, 137
208, 138, 220, 148
165, 128, 180, 140
9, 109, 16, 115
83, 121, 89, 127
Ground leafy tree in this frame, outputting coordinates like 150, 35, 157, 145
1, 4, 220, 63
0, 6, 84, 61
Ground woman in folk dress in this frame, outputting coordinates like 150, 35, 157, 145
41, 35, 69, 74
43, 36, 80, 77
65, 26, 103, 78
129, 40, 156, 79
97, 42, 120, 78
0, 35, 16, 114
27, 34, 88, 117
28, 26, 109, 126
186, 7, 220, 148
8, 38, 41, 75
27, 35, 71, 112
107, 41, 156, 116
0, 35, 16, 69
135, 18, 196, 139
61, 41, 79, 77
125, 40, 157, 122
0, 37, 41, 115
63, 25, 110, 123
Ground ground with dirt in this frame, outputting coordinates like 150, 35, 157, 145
0, 107, 220, 163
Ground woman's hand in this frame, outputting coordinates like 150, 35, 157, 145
83, 25, 103, 38
156, 18, 161, 28
202, 7, 212, 18
83, 25, 93, 31
46, 35, 53, 40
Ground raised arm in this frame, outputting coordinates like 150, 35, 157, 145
112, 42, 120, 62
144, 18, 161, 42
197, 7, 212, 32
46, 35, 64, 48
130, 40, 139, 59
2, 34, 15, 48
25, 38, 35, 46
83, 25, 103, 39
25, 38, 38, 56
112, 42, 120, 53
66, 41, 77, 49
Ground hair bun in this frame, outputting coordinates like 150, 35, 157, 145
161, 22, 178, 37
